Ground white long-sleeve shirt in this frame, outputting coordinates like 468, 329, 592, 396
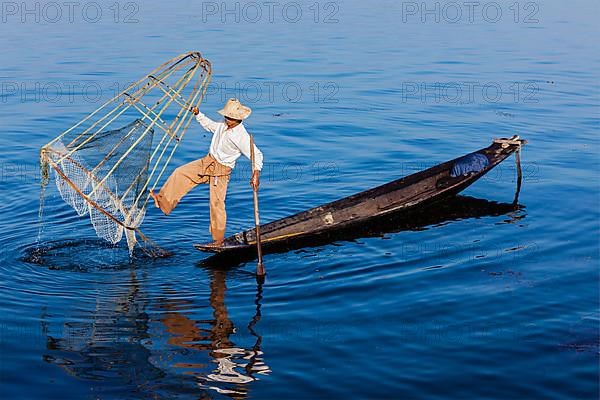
195, 112, 263, 171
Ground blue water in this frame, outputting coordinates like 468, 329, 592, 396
1, 0, 599, 398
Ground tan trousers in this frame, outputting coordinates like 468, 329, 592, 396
155, 154, 232, 241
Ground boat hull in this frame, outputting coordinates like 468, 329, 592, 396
195, 137, 526, 256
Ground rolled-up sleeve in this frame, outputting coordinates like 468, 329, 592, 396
195, 112, 220, 134
236, 131, 263, 171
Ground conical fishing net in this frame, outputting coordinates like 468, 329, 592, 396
40, 52, 212, 255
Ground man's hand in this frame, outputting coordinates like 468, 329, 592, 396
190, 106, 199, 115
250, 170, 260, 191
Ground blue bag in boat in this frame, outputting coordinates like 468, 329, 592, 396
450, 153, 489, 177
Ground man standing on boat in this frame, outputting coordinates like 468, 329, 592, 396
150, 98, 263, 247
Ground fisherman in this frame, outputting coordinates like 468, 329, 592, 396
150, 98, 263, 247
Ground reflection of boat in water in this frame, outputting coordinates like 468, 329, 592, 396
201, 195, 526, 266
43, 269, 268, 399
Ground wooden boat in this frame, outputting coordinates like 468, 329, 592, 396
195, 136, 526, 255
199, 195, 525, 267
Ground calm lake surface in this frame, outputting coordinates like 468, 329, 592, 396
1, 0, 598, 398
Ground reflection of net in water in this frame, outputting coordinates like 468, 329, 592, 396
39, 52, 212, 255
43, 271, 164, 390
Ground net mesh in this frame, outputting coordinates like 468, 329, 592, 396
40, 52, 212, 255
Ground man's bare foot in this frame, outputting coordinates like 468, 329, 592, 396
149, 190, 160, 209
204, 240, 224, 248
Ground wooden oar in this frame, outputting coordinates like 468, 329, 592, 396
250, 135, 265, 276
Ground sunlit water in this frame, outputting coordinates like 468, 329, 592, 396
1, 1, 599, 398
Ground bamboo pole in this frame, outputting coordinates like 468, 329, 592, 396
250, 135, 265, 276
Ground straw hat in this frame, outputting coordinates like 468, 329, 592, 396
217, 98, 252, 120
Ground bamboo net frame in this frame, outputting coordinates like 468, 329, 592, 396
40, 52, 212, 256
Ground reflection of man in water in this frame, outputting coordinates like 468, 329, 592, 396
161, 270, 234, 351
160, 270, 270, 395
